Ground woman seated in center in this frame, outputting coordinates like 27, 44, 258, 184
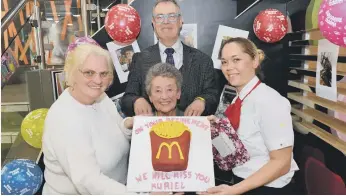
146, 62, 184, 116
124, 62, 183, 128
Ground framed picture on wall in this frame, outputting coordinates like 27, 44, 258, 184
212, 25, 249, 69
106, 41, 140, 83
315, 39, 338, 102
154, 24, 198, 49
51, 70, 66, 101
179, 24, 197, 48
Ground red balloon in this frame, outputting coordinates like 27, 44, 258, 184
253, 9, 288, 43
104, 4, 141, 44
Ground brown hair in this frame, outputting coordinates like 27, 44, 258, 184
219, 37, 265, 80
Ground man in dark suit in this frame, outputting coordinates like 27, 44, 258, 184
121, 0, 219, 117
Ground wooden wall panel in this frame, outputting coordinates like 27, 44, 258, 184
287, 28, 346, 154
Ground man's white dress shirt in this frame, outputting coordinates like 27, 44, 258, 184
158, 40, 183, 70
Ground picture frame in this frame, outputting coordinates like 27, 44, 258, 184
106, 41, 140, 83
212, 25, 249, 69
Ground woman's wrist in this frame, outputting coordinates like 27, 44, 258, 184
194, 96, 205, 102
231, 178, 257, 195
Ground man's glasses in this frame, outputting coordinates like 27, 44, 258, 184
79, 69, 111, 80
153, 13, 181, 24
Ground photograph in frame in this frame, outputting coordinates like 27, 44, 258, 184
106, 41, 140, 83
51, 70, 63, 101
315, 39, 338, 102
154, 24, 198, 48
212, 25, 249, 69
55, 72, 66, 99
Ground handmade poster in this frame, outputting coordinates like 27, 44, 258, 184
106, 41, 140, 83
127, 116, 215, 192
316, 39, 338, 102
154, 24, 198, 48
212, 25, 249, 69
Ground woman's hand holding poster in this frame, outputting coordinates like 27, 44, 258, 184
127, 116, 215, 192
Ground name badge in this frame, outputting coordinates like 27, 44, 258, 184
212, 132, 236, 158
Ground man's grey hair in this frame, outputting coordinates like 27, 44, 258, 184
152, 0, 181, 15
145, 63, 183, 96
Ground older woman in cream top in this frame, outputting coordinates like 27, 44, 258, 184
42, 40, 133, 195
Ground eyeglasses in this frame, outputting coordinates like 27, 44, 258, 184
153, 13, 181, 24
79, 69, 111, 80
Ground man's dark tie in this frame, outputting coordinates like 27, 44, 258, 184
165, 48, 175, 66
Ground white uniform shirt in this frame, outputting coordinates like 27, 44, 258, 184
232, 76, 299, 188
42, 89, 133, 194
159, 40, 183, 70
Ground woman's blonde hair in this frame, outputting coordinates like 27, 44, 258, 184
219, 37, 266, 80
64, 44, 114, 87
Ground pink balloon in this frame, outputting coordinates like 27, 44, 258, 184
318, 0, 346, 47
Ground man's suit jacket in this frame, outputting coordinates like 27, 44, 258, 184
121, 42, 219, 117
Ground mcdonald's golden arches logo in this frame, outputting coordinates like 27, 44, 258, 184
156, 141, 184, 160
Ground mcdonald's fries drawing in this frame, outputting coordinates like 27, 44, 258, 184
150, 121, 191, 171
